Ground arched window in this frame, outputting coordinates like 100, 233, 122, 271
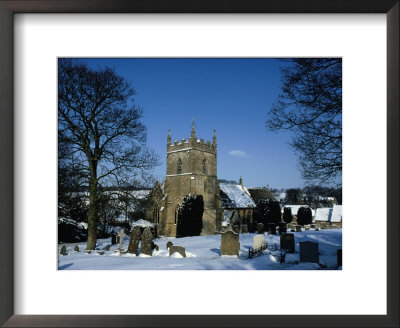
177, 158, 182, 174
202, 159, 207, 174
153, 206, 159, 223
175, 205, 180, 224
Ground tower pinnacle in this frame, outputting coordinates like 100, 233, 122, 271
167, 129, 171, 144
213, 129, 217, 146
191, 119, 196, 138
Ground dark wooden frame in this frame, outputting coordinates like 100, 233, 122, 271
0, 1, 398, 327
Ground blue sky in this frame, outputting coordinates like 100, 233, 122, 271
81, 58, 302, 189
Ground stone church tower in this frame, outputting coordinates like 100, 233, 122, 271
160, 121, 222, 236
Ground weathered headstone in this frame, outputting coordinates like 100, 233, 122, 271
311, 224, 316, 229
280, 233, 295, 253
278, 223, 287, 235
253, 234, 266, 250
268, 223, 276, 235
233, 225, 240, 233
220, 230, 240, 256
141, 227, 153, 256
73, 245, 79, 252
240, 224, 248, 233
296, 225, 301, 232
60, 245, 67, 256
299, 241, 319, 263
169, 245, 186, 258
315, 227, 320, 231
257, 223, 264, 234
105, 245, 111, 251
117, 229, 126, 251
127, 226, 141, 255
305, 226, 310, 231
337, 249, 342, 267
111, 232, 117, 245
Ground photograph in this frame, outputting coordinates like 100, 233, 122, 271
58, 58, 343, 270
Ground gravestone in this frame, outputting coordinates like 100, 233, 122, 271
257, 223, 264, 234
296, 225, 301, 232
105, 245, 111, 251
166, 241, 173, 249
233, 225, 240, 233
280, 233, 295, 253
141, 227, 153, 256
60, 245, 67, 256
74, 245, 79, 252
169, 246, 186, 258
290, 229, 295, 232
117, 229, 126, 251
315, 228, 320, 231
299, 241, 319, 263
278, 223, 287, 235
337, 249, 342, 267
253, 234, 266, 250
305, 226, 310, 231
111, 232, 117, 245
311, 224, 316, 229
127, 226, 141, 255
220, 230, 240, 256
268, 223, 276, 235
240, 224, 248, 233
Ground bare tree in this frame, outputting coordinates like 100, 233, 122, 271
267, 58, 342, 185
58, 59, 159, 250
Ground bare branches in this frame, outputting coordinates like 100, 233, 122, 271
267, 58, 342, 185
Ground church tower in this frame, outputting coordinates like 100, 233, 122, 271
161, 121, 222, 236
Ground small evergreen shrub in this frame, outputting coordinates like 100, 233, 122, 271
176, 194, 204, 237
297, 206, 312, 226
283, 207, 292, 224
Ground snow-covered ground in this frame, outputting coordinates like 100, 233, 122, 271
58, 229, 342, 270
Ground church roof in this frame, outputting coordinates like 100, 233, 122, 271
219, 183, 256, 209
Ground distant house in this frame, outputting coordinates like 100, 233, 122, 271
314, 205, 342, 227
219, 179, 255, 228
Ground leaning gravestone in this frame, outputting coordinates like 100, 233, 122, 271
111, 232, 117, 245
278, 223, 287, 235
337, 249, 342, 267
253, 234, 266, 250
60, 245, 67, 256
169, 246, 186, 258
240, 224, 248, 233
127, 226, 141, 255
280, 233, 295, 253
73, 245, 79, 252
220, 230, 240, 256
268, 223, 276, 235
257, 223, 264, 234
117, 229, 126, 251
233, 225, 240, 233
141, 227, 153, 256
166, 241, 173, 249
299, 241, 319, 263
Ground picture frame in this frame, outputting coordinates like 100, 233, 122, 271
0, 0, 398, 327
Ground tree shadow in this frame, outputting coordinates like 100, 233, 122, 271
58, 263, 74, 270
210, 248, 220, 256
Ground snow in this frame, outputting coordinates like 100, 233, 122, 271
58, 229, 342, 270
131, 219, 154, 227
219, 183, 255, 208
314, 207, 333, 222
331, 205, 343, 222
314, 205, 342, 222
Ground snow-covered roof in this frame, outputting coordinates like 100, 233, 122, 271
313, 205, 342, 222
131, 219, 154, 227
331, 205, 342, 222
314, 208, 333, 222
219, 183, 255, 209
274, 192, 286, 201
282, 205, 316, 217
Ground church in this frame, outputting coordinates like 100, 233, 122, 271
146, 121, 255, 237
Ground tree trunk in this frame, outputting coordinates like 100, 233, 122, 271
86, 163, 98, 250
